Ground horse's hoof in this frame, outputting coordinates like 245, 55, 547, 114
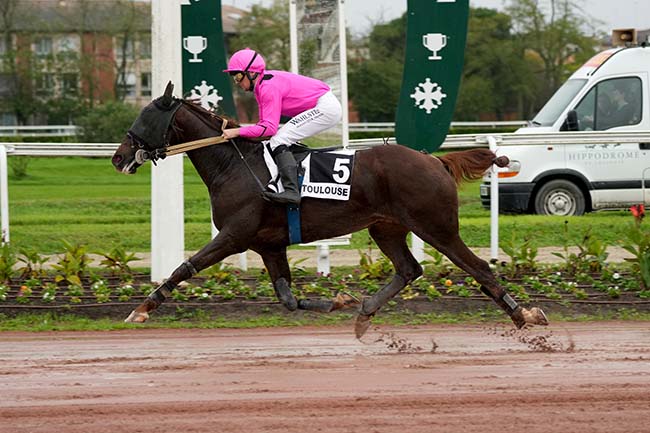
523, 307, 549, 326
355, 314, 374, 339
124, 310, 149, 323
514, 307, 548, 329
332, 293, 361, 311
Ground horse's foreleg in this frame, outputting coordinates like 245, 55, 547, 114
125, 230, 244, 323
355, 223, 423, 338
260, 249, 359, 313
260, 249, 299, 311
125, 260, 198, 323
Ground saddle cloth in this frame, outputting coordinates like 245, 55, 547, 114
263, 143, 355, 201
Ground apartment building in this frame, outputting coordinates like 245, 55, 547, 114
0, 0, 243, 125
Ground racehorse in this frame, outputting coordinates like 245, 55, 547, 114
111, 83, 548, 338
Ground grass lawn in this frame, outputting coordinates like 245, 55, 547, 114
7, 156, 634, 254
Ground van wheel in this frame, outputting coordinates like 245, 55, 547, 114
534, 180, 586, 216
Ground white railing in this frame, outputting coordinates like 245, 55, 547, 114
0, 121, 527, 138
4, 130, 650, 273
348, 120, 527, 131
0, 125, 78, 137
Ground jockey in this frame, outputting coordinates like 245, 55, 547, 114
222, 48, 342, 205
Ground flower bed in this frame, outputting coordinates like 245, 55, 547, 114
3, 208, 650, 319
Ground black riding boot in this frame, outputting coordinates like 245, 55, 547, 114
263, 147, 301, 205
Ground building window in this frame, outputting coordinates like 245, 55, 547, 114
61, 73, 78, 96
139, 34, 151, 59
57, 35, 80, 54
34, 37, 53, 56
115, 36, 134, 61
0, 73, 11, 97
118, 72, 136, 97
140, 72, 151, 97
35, 73, 55, 96
0, 112, 17, 126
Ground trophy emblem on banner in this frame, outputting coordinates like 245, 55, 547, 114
422, 33, 447, 60
183, 36, 208, 63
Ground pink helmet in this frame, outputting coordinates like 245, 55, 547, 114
223, 48, 266, 73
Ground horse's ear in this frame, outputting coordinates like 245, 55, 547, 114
164, 81, 174, 97
161, 81, 174, 107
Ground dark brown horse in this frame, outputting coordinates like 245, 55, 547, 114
112, 83, 548, 337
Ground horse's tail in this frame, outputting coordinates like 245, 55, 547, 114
438, 148, 509, 186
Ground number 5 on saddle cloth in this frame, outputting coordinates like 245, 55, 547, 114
263, 143, 356, 244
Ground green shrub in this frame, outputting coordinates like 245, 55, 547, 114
76, 100, 140, 143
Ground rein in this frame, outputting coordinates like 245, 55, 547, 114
134, 116, 229, 164
133, 105, 267, 193
163, 117, 230, 156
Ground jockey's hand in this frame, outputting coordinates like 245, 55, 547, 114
222, 128, 240, 141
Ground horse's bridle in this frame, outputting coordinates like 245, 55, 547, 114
127, 98, 266, 193
127, 98, 229, 165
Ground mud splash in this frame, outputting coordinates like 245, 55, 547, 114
373, 331, 427, 353
486, 326, 575, 353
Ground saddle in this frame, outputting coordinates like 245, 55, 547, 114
285, 142, 345, 165
263, 142, 355, 203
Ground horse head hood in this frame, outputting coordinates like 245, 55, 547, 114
128, 81, 182, 150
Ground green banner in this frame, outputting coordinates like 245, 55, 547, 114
181, 0, 236, 118
395, 0, 469, 152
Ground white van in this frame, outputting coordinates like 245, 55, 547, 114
480, 43, 650, 216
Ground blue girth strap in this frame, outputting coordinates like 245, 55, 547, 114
287, 173, 304, 245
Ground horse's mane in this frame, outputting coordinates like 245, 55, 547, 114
175, 99, 262, 158
179, 99, 241, 130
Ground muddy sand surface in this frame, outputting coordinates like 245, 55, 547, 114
0, 322, 649, 433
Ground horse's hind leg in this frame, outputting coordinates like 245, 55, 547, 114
418, 231, 548, 329
259, 249, 359, 313
355, 223, 423, 338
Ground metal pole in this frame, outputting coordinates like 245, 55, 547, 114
488, 135, 499, 261
289, 0, 299, 74
338, 0, 349, 148
0, 145, 9, 244
151, 0, 185, 282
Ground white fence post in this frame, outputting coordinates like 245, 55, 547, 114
0, 145, 9, 244
150, 0, 184, 282
487, 135, 499, 261
411, 234, 424, 262
317, 244, 330, 275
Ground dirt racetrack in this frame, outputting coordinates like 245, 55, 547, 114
1, 322, 649, 433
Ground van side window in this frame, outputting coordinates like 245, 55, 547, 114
574, 77, 642, 131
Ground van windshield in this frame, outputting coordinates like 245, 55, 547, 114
531, 79, 587, 126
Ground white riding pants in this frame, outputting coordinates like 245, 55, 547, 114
268, 90, 342, 151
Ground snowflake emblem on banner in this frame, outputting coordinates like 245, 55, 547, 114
410, 78, 447, 114
189, 80, 223, 111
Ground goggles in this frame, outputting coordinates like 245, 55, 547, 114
231, 72, 245, 84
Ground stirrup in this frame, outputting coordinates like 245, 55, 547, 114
263, 190, 301, 205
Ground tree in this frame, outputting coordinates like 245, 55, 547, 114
506, 0, 598, 109
230, 0, 291, 71
348, 14, 406, 121
75, 100, 139, 142
456, 8, 537, 120
0, 0, 40, 124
